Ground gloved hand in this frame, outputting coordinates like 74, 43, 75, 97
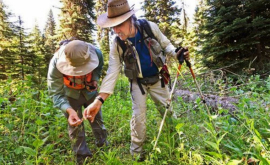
175, 47, 190, 64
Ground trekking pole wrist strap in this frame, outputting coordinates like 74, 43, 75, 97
95, 96, 104, 104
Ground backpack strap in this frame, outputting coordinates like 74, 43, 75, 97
95, 48, 102, 57
137, 79, 145, 95
116, 37, 127, 62
136, 19, 156, 40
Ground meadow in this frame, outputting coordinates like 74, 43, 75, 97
1, 73, 270, 165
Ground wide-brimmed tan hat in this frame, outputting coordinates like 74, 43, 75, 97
97, 0, 139, 28
56, 40, 99, 76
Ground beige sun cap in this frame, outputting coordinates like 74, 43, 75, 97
56, 40, 99, 76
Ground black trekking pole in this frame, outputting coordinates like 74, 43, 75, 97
183, 52, 217, 133
153, 48, 186, 150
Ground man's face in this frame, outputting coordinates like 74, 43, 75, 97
112, 19, 131, 40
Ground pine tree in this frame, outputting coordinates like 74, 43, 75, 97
188, 0, 209, 69
197, 0, 270, 74
57, 0, 96, 43
43, 9, 56, 65
0, 1, 16, 79
142, 0, 182, 39
95, 0, 109, 77
28, 22, 46, 84
11, 16, 30, 80
169, 1, 189, 46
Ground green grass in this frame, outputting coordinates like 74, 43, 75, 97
0, 74, 270, 164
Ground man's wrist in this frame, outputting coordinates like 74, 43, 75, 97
66, 107, 76, 115
95, 96, 104, 104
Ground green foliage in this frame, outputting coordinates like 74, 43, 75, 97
11, 16, 30, 80
95, 0, 110, 77
142, 0, 181, 38
99, 35, 110, 78
0, 2, 14, 79
1, 74, 270, 164
43, 9, 57, 62
57, 0, 96, 42
1, 0, 270, 164
0, 77, 69, 164
0, 2, 24, 80
0, 1, 57, 83
28, 23, 47, 84
195, 0, 270, 74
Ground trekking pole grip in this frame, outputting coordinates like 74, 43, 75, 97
185, 59, 191, 68
175, 46, 185, 65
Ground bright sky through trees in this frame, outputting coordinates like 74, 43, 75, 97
2, 0, 197, 30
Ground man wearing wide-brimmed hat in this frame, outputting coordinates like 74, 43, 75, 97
47, 40, 108, 164
84, 0, 189, 161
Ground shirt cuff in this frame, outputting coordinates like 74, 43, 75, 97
61, 104, 72, 117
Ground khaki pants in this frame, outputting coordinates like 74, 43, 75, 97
130, 79, 171, 154
67, 93, 107, 158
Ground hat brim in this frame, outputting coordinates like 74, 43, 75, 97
56, 44, 99, 76
97, 8, 139, 28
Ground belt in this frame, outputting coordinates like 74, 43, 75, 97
137, 74, 160, 86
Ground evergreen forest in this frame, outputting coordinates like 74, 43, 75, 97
1, 0, 270, 164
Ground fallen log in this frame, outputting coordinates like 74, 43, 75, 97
174, 90, 238, 112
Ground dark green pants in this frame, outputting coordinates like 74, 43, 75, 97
67, 94, 107, 158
